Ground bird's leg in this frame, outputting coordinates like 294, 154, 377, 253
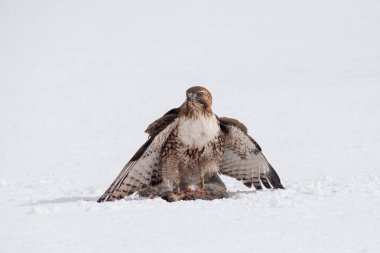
161, 154, 182, 196
198, 160, 208, 191
175, 181, 181, 194
200, 172, 205, 190
199, 160, 219, 191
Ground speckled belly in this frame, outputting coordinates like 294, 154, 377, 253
161, 129, 225, 189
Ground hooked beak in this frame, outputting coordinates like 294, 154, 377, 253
187, 94, 196, 101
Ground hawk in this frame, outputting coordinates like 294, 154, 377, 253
98, 86, 284, 202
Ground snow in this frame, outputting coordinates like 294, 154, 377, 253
1, 0, 380, 252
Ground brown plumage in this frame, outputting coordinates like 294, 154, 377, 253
97, 86, 284, 202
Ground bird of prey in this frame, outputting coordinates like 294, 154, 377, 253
98, 86, 284, 202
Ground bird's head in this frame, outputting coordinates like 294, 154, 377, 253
181, 86, 213, 118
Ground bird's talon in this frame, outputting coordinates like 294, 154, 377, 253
162, 192, 181, 202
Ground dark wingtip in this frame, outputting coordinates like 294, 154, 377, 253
97, 195, 108, 203
267, 164, 285, 189
243, 182, 253, 188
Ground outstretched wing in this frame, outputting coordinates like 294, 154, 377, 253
219, 118, 284, 190
97, 118, 179, 202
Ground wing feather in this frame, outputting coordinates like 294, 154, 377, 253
145, 108, 180, 136
97, 119, 179, 202
219, 124, 284, 190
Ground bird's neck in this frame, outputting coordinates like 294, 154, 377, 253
180, 102, 213, 120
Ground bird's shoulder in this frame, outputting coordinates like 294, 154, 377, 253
145, 108, 180, 137
218, 116, 262, 151
218, 116, 248, 134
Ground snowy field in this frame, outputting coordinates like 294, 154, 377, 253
1, 0, 380, 252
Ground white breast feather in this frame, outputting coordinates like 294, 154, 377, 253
178, 115, 220, 148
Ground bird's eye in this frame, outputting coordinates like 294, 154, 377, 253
197, 92, 203, 97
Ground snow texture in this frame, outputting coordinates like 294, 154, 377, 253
1, 0, 380, 252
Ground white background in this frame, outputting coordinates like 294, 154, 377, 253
1, 1, 380, 252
